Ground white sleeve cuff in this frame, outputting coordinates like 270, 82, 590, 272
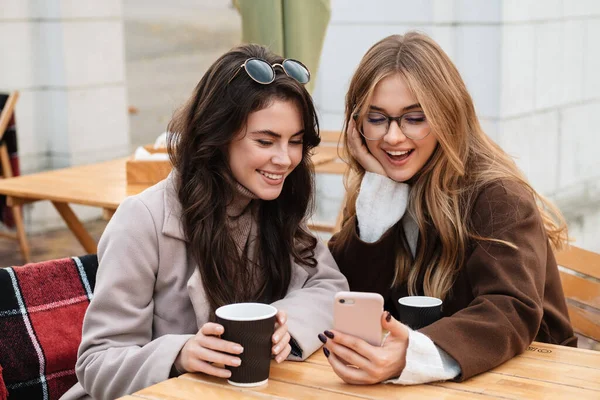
356, 172, 410, 243
385, 329, 461, 385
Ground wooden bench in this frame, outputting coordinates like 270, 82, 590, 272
555, 245, 600, 345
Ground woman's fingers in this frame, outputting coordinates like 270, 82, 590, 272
323, 339, 372, 372
275, 310, 287, 326
272, 310, 290, 357
196, 334, 244, 355
275, 343, 292, 363
187, 358, 232, 379
177, 323, 244, 376
273, 320, 289, 344
268, 310, 291, 362
347, 120, 364, 159
193, 345, 242, 368
273, 331, 290, 355
325, 330, 378, 364
325, 347, 374, 385
346, 119, 387, 176
200, 322, 224, 336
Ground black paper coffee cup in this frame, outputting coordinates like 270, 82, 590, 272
215, 303, 277, 387
397, 296, 442, 330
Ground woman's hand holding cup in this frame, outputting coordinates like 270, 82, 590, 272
174, 322, 244, 378
272, 310, 292, 363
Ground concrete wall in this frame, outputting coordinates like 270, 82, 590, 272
0, 0, 130, 232
312, 0, 600, 251
1, 0, 598, 251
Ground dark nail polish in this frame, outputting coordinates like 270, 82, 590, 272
323, 347, 330, 358
318, 333, 327, 344
324, 330, 334, 339
385, 311, 392, 322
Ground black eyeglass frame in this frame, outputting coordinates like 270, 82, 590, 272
228, 57, 311, 85
353, 111, 432, 141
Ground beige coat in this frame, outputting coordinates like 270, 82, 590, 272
61, 175, 348, 400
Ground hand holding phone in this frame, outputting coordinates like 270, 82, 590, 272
333, 291, 384, 347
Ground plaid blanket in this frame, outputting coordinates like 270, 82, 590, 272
0, 93, 20, 229
0, 364, 6, 400
0, 255, 98, 400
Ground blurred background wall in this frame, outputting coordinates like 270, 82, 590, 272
0, 0, 598, 251
0, 0, 130, 232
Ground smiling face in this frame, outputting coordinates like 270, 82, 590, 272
228, 99, 304, 200
362, 73, 438, 183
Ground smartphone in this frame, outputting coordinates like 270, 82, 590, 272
333, 291, 384, 347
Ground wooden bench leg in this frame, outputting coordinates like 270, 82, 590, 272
11, 205, 30, 263
0, 144, 12, 179
52, 201, 98, 254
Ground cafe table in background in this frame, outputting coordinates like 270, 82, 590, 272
119, 341, 600, 399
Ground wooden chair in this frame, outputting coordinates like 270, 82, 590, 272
0, 91, 30, 262
555, 245, 600, 344
308, 130, 348, 235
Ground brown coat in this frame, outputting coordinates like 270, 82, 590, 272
328, 179, 576, 381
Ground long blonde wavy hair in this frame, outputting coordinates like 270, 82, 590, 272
337, 32, 568, 301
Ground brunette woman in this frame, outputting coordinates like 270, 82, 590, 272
61, 44, 348, 400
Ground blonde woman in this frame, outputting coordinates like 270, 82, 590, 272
320, 32, 576, 385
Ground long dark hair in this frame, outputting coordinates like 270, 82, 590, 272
167, 44, 320, 315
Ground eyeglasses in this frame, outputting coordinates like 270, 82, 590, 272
354, 111, 431, 141
228, 58, 311, 85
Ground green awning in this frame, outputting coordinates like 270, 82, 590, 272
234, 0, 331, 93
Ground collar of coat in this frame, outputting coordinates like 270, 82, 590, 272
161, 171, 258, 242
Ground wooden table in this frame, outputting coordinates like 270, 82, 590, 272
0, 158, 144, 255
120, 342, 600, 399
0, 147, 341, 257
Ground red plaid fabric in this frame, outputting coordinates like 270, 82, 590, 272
0, 92, 21, 228
0, 255, 98, 400
0, 364, 7, 400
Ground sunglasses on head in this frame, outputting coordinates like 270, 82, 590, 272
228, 57, 311, 85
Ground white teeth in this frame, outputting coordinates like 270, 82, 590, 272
387, 150, 411, 156
259, 171, 283, 180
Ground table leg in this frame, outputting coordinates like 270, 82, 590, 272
11, 205, 30, 263
1, 196, 31, 263
52, 201, 98, 254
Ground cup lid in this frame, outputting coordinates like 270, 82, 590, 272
398, 296, 442, 307
215, 302, 277, 321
